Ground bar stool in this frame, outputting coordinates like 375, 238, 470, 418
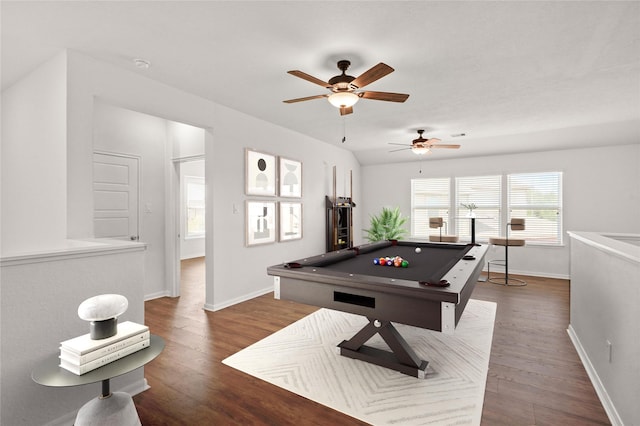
488, 218, 526, 286
428, 217, 459, 243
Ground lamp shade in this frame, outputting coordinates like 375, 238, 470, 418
328, 92, 359, 108
78, 294, 128, 340
412, 146, 431, 155
78, 294, 128, 321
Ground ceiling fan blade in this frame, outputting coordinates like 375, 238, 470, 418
426, 138, 442, 144
388, 142, 411, 147
359, 91, 410, 103
283, 94, 328, 103
339, 106, 353, 116
287, 70, 331, 88
430, 144, 461, 149
389, 147, 411, 152
351, 63, 394, 89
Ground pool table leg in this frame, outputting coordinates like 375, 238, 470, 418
337, 317, 429, 379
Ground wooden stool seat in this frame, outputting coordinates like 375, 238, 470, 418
489, 237, 525, 247
429, 235, 459, 243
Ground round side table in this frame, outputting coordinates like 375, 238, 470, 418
32, 334, 164, 426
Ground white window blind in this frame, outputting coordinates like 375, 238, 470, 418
455, 175, 501, 242
185, 176, 205, 238
411, 178, 451, 237
508, 172, 562, 245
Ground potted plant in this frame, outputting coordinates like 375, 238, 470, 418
364, 207, 408, 242
461, 203, 477, 217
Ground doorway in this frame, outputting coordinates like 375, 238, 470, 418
92, 151, 140, 240
173, 157, 206, 300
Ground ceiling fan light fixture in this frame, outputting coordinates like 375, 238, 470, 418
328, 92, 359, 108
412, 146, 431, 155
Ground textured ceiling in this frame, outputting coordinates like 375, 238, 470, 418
2, 1, 639, 164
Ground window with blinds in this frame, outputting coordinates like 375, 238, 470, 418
185, 176, 206, 238
411, 178, 451, 238
410, 172, 563, 246
508, 172, 562, 245
455, 175, 502, 242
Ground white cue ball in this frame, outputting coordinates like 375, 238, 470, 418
415, 247, 422, 253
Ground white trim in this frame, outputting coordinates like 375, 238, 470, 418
567, 231, 640, 264
273, 276, 281, 299
441, 301, 456, 335
567, 325, 623, 426
203, 286, 273, 312
1, 239, 146, 266
172, 154, 204, 163
144, 290, 172, 301
480, 267, 570, 281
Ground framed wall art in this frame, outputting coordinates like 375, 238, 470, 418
278, 157, 302, 198
245, 149, 276, 196
246, 200, 277, 246
279, 201, 302, 242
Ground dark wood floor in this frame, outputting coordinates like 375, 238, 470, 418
134, 257, 610, 425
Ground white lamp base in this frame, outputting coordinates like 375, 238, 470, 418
75, 392, 141, 426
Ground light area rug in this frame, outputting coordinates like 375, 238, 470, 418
222, 299, 496, 425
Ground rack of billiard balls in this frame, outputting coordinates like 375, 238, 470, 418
373, 256, 409, 268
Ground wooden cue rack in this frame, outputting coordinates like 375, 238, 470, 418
326, 166, 356, 252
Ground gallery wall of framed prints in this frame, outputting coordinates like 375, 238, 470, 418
245, 200, 277, 246
279, 201, 302, 242
245, 149, 303, 246
278, 157, 302, 198
245, 149, 276, 196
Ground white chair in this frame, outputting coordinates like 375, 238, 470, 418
488, 218, 526, 286
428, 217, 459, 243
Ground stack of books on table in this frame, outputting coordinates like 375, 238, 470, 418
59, 321, 150, 375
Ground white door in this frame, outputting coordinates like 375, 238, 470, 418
93, 152, 139, 240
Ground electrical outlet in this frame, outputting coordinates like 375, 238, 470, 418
606, 340, 612, 362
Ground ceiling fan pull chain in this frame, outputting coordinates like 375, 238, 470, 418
342, 117, 347, 143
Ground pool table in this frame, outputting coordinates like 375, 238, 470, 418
267, 240, 488, 378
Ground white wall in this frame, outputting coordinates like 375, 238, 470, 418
0, 50, 361, 425
1, 53, 68, 251
92, 101, 169, 297
361, 143, 640, 279
205, 107, 361, 310
1, 243, 146, 426
568, 232, 640, 425
169, 121, 205, 159
61, 50, 361, 309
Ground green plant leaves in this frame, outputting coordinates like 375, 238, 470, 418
364, 207, 408, 242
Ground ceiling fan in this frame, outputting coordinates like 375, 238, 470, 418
283, 60, 409, 116
389, 130, 461, 155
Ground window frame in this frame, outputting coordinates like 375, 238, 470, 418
410, 171, 564, 246
455, 175, 502, 243
410, 177, 452, 238
507, 171, 563, 246
184, 175, 206, 239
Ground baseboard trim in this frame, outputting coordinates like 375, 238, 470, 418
144, 290, 171, 301
481, 267, 569, 280
203, 286, 273, 312
567, 325, 623, 426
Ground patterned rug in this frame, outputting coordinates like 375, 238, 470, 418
222, 299, 496, 425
